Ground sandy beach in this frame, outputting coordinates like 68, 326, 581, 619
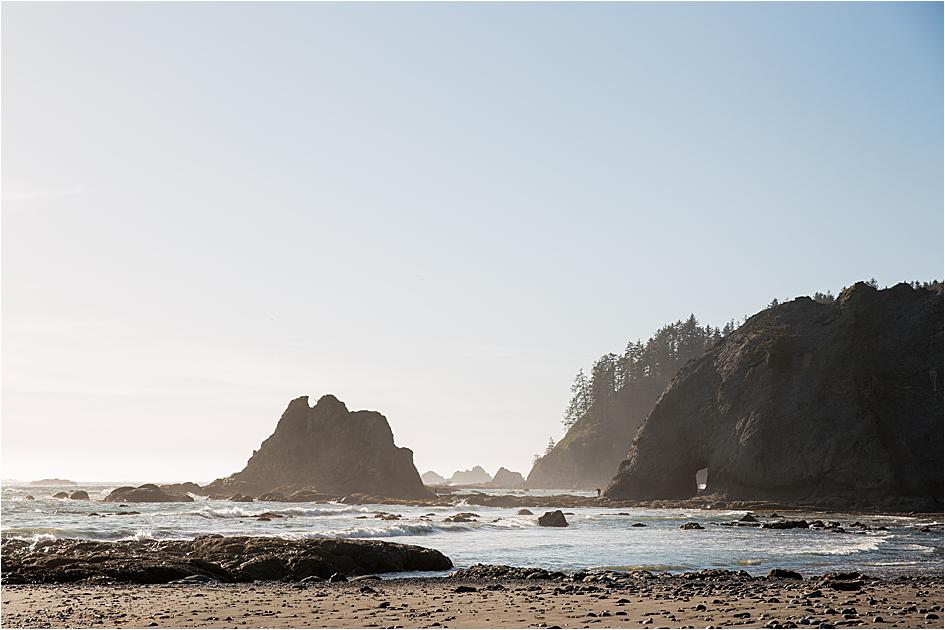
3, 572, 942, 629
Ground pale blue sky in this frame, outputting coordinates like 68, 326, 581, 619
2, 2, 942, 482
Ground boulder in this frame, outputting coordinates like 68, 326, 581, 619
680, 522, 704, 530
69, 491, 90, 501
104, 484, 194, 503
0, 535, 453, 584
203, 395, 431, 500
23, 495, 35, 501
537, 510, 568, 527
52, 492, 69, 499
517, 509, 534, 515
605, 283, 944, 511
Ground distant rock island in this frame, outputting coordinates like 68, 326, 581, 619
204, 394, 431, 500
420, 471, 447, 485
447, 466, 492, 486
605, 283, 944, 511
489, 467, 525, 488
28, 479, 76, 486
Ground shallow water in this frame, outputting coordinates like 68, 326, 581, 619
3, 484, 941, 576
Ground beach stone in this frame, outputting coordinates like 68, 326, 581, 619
453, 585, 477, 593
769, 569, 803, 580
538, 510, 569, 527
680, 522, 704, 530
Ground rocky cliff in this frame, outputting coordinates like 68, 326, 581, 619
605, 283, 943, 511
206, 395, 431, 500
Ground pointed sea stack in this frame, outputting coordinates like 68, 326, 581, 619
605, 283, 943, 511
206, 395, 432, 500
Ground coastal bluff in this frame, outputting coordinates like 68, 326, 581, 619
605, 283, 944, 511
204, 394, 432, 500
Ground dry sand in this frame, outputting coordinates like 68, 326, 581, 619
2, 574, 942, 629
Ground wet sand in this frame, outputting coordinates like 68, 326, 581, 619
3, 574, 942, 629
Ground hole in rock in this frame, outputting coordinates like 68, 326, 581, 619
696, 467, 708, 493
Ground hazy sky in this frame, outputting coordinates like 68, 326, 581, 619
2, 2, 942, 483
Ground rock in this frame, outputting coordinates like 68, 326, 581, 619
631, 522, 647, 527
68, 491, 90, 500
447, 466, 492, 486
680, 522, 704, 530
604, 283, 944, 511
159, 482, 204, 497
203, 395, 432, 500
537, 510, 568, 527
453, 585, 477, 593
104, 484, 194, 503
421, 471, 447, 485
0, 535, 453, 584
829, 580, 863, 591
769, 569, 803, 580
23, 495, 34, 501
327, 572, 347, 583
444, 512, 479, 523
762, 520, 810, 530
739, 513, 758, 523
489, 467, 525, 488
52, 492, 69, 499
517, 509, 534, 515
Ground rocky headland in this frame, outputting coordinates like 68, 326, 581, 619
606, 283, 944, 512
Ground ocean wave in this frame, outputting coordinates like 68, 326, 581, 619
189, 505, 374, 519
798, 533, 891, 556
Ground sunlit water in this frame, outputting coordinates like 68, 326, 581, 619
3, 484, 941, 577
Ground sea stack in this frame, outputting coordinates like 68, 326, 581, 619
605, 283, 944, 511
489, 467, 525, 488
205, 394, 432, 500
447, 466, 492, 485
420, 471, 447, 485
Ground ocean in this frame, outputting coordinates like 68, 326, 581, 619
2, 483, 941, 577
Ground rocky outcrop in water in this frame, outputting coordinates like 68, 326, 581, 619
447, 466, 492, 486
605, 283, 944, 511
204, 395, 431, 500
104, 484, 194, 503
420, 471, 447, 485
488, 467, 525, 488
0, 535, 453, 584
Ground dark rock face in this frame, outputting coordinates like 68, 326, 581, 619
447, 466, 492, 485
104, 484, 194, 503
489, 467, 525, 488
0, 535, 453, 584
605, 284, 944, 511
537, 510, 568, 527
420, 471, 447, 485
205, 395, 431, 500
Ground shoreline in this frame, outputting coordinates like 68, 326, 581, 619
3, 570, 942, 628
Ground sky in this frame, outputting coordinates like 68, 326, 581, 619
2, 2, 942, 483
